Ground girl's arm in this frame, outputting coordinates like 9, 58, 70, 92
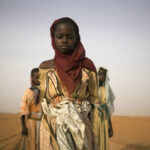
21, 115, 28, 136
20, 90, 30, 136
108, 116, 113, 137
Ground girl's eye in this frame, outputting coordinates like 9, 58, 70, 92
56, 35, 63, 39
56, 34, 74, 39
68, 36, 73, 39
67, 34, 74, 39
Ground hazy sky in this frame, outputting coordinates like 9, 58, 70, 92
0, 0, 150, 116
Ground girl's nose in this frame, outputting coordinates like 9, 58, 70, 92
62, 36, 68, 42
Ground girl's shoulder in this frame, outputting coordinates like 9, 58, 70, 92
22, 88, 33, 98
39, 59, 55, 69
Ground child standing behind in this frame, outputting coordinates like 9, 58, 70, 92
20, 68, 42, 150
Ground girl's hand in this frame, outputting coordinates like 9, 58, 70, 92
22, 127, 28, 136
108, 117, 113, 138
94, 104, 105, 111
108, 127, 113, 138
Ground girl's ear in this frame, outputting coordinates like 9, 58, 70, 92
30, 76, 33, 86
76, 35, 80, 43
74, 38, 78, 48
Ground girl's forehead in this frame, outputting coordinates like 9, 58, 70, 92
99, 69, 106, 74
100, 69, 105, 72
32, 72, 39, 76
55, 23, 74, 32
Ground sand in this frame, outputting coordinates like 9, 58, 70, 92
0, 114, 22, 150
0, 114, 150, 150
110, 116, 150, 150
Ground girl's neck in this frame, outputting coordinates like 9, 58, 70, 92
99, 81, 104, 87
31, 84, 39, 89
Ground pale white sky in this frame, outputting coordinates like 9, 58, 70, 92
0, 0, 150, 116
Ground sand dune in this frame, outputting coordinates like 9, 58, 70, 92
0, 114, 150, 150
0, 114, 22, 150
110, 116, 150, 150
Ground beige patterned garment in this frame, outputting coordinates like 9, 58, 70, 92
20, 88, 41, 150
91, 86, 109, 150
39, 67, 101, 150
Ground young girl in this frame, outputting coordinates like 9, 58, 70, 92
39, 17, 105, 150
98, 67, 115, 136
20, 68, 41, 150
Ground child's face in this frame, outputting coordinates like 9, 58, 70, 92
54, 23, 77, 54
32, 72, 40, 86
98, 69, 106, 83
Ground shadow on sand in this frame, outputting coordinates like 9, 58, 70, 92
121, 143, 150, 150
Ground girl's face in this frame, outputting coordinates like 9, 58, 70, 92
32, 72, 40, 86
98, 69, 106, 83
54, 23, 77, 54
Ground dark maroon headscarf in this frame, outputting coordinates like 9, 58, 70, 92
50, 17, 96, 94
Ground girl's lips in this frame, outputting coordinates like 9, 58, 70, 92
61, 45, 68, 48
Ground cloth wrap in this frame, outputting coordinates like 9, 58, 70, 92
41, 98, 91, 150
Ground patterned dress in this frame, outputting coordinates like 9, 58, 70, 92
20, 88, 41, 150
97, 86, 109, 150
39, 65, 107, 150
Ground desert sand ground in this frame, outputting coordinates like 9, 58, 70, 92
0, 114, 150, 150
